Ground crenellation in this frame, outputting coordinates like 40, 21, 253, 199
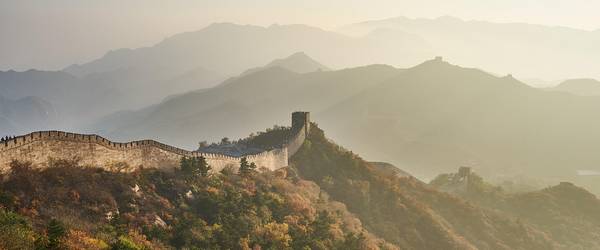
0, 112, 310, 173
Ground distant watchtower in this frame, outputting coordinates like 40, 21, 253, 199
458, 166, 471, 179
292, 112, 310, 136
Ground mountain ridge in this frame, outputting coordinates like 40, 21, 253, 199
339, 15, 600, 79
551, 78, 600, 96
241, 52, 330, 76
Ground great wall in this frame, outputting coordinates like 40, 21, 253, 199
0, 112, 310, 173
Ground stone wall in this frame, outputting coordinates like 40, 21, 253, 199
0, 112, 310, 173
286, 125, 306, 157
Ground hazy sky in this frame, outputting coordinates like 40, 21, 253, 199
2, 0, 600, 71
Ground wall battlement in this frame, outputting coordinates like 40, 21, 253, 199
0, 112, 310, 172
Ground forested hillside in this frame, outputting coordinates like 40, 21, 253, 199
0, 158, 393, 249
291, 125, 555, 249
431, 169, 600, 249
3, 123, 600, 249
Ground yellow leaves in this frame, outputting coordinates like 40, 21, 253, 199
205, 186, 220, 195
252, 222, 292, 249
106, 161, 131, 173
284, 215, 309, 234
285, 193, 316, 219
63, 230, 109, 250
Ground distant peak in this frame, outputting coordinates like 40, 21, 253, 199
289, 51, 308, 57
266, 52, 330, 73
435, 15, 463, 22
206, 22, 240, 28
415, 56, 453, 68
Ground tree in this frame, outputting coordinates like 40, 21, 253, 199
0, 209, 37, 249
198, 141, 209, 149
181, 156, 212, 178
46, 219, 67, 249
197, 156, 211, 177
111, 236, 141, 250
220, 137, 231, 145
238, 157, 257, 176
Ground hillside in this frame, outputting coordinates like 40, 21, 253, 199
368, 162, 411, 178
0, 160, 394, 249
0, 123, 566, 249
291, 125, 555, 249
551, 78, 600, 96
431, 168, 600, 248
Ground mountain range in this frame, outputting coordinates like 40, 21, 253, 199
339, 16, 600, 80
319, 58, 600, 187
5, 18, 600, 134
0, 22, 431, 134
86, 55, 600, 195
94, 54, 400, 146
3, 17, 600, 248
63, 23, 430, 78
4, 19, 600, 194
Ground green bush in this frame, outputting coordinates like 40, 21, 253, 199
111, 236, 141, 250
0, 209, 37, 250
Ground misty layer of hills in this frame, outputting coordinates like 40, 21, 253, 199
0, 21, 431, 132
3, 19, 600, 194
63, 23, 429, 77
0, 94, 57, 135
0, 66, 224, 129
4, 18, 600, 131
89, 55, 600, 195
339, 16, 600, 80
550, 78, 600, 96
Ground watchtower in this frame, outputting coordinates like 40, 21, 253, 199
458, 166, 471, 178
291, 111, 310, 136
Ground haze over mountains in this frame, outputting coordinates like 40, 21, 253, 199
339, 16, 600, 80
63, 22, 430, 77
0, 94, 57, 135
4, 18, 600, 132
88, 55, 600, 195
95, 53, 400, 146
320, 58, 600, 185
0, 21, 430, 133
4, 18, 600, 193
0, 69, 224, 131
551, 78, 600, 96
240, 52, 330, 76
6, 3, 600, 247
